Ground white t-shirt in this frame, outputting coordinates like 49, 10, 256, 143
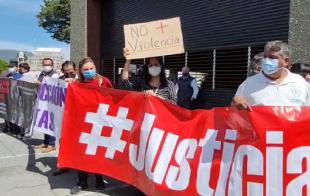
235, 69, 310, 106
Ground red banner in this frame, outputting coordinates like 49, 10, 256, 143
58, 83, 310, 196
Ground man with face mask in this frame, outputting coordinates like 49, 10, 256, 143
176, 66, 199, 109
59, 60, 76, 82
33, 58, 59, 153
232, 40, 310, 110
51, 62, 76, 176
0, 61, 18, 78
36, 58, 59, 83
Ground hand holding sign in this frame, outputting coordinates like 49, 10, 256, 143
124, 17, 184, 59
121, 48, 131, 80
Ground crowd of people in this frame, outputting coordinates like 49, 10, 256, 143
0, 40, 309, 195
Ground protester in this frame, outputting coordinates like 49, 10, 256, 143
36, 57, 59, 83
70, 57, 112, 194
176, 66, 199, 109
248, 52, 264, 77
300, 63, 310, 83
0, 61, 18, 79
59, 60, 76, 81
17, 62, 37, 82
33, 58, 59, 153
120, 48, 177, 104
290, 62, 302, 74
232, 40, 310, 110
1, 62, 18, 134
52, 60, 77, 177
9, 62, 33, 137
120, 49, 176, 196
290, 62, 310, 83
3, 62, 32, 136
0, 64, 11, 78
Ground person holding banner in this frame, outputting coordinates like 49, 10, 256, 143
120, 48, 177, 104
1, 62, 18, 134
36, 58, 59, 83
52, 60, 77, 176
59, 60, 77, 82
120, 49, 175, 196
33, 58, 59, 153
17, 63, 37, 82
1, 61, 18, 79
232, 40, 310, 110
70, 57, 112, 194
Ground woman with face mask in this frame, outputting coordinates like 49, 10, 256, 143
77, 57, 112, 87
120, 48, 177, 104
70, 57, 112, 194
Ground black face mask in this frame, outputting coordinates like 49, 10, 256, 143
64, 73, 76, 78
182, 73, 189, 77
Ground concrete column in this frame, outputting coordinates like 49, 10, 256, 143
70, 0, 87, 66
86, 0, 103, 74
289, 0, 310, 64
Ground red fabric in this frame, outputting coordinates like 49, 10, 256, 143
101, 76, 113, 88
58, 83, 310, 196
80, 76, 112, 88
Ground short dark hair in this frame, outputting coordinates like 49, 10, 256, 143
291, 63, 310, 78
42, 58, 54, 65
19, 62, 30, 71
290, 63, 302, 74
61, 60, 76, 70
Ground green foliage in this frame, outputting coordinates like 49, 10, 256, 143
0, 59, 8, 74
37, 0, 70, 43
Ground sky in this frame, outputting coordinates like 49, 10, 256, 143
0, 0, 70, 59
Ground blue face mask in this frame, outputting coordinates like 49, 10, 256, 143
261, 58, 280, 75
83, 70, 96, 80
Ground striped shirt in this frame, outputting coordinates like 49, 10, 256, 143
119, 77, 177, 104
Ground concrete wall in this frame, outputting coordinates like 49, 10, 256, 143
70, 0, 103, 72
289, 0, 310, 64
86, 0, 103, 74
70, 0, 87, 66
71, 0, 310, 67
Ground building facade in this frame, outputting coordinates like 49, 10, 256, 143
71, 0, 310, 109
28, 48, 64, 71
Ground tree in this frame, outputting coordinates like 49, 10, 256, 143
0, 59, 8, 74
37, 0, 70, 43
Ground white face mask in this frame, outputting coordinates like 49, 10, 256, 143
43, 66, 53, 73
148, 66, 161, 77
8, 67, 16, 73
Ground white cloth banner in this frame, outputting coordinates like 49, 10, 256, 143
31, 77, 67, 138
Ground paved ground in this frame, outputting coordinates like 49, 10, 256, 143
0, 119, 138, 196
